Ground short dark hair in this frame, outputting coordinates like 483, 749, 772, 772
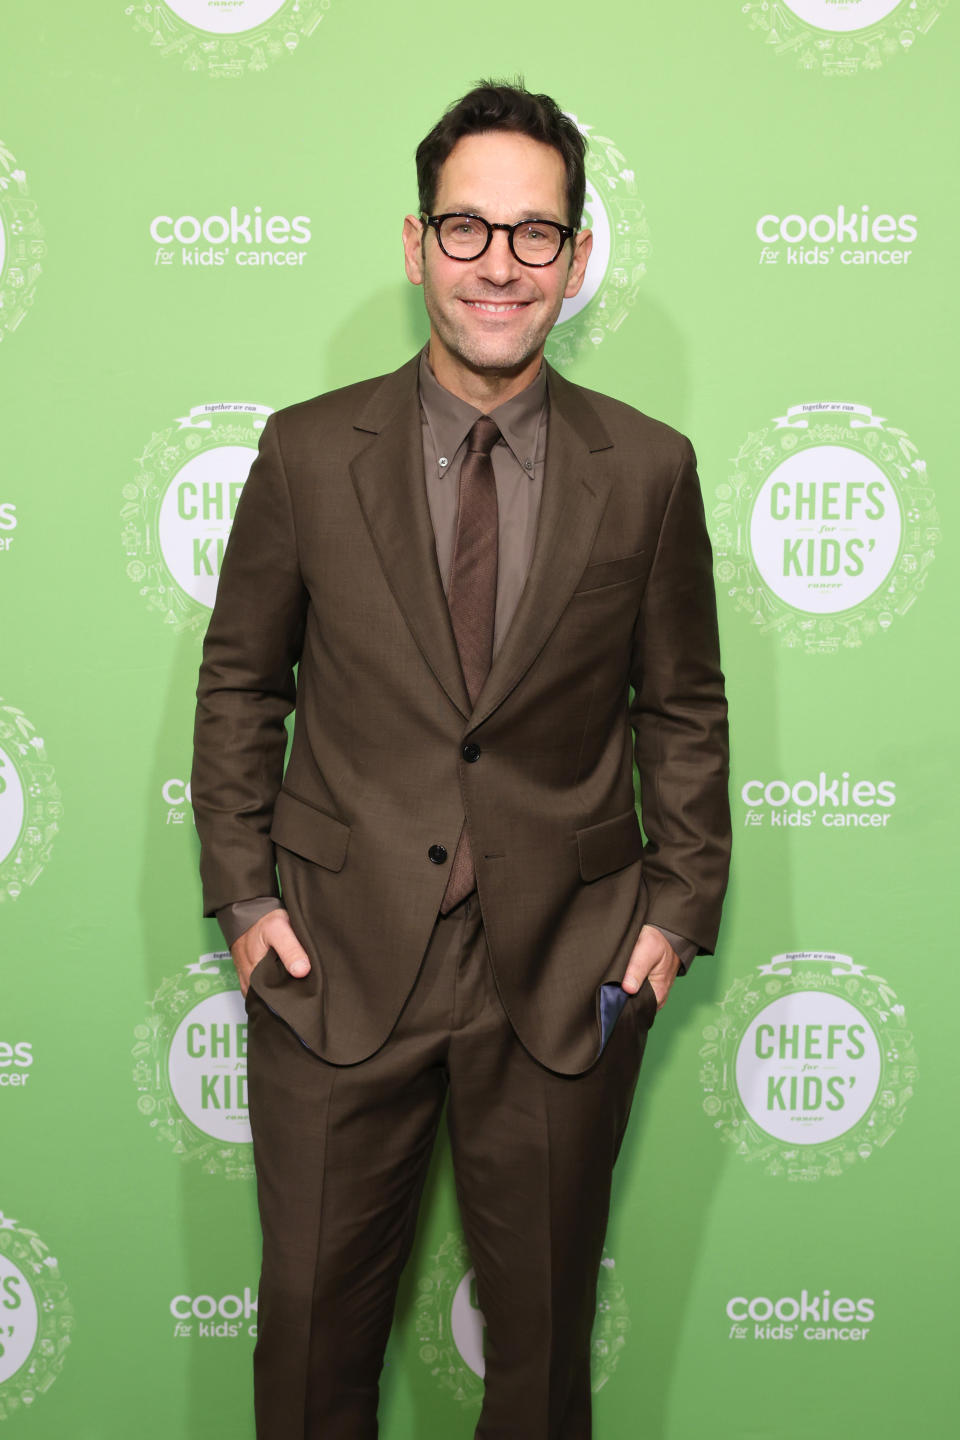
416, 80, 587, 231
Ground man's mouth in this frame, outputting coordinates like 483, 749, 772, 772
460, 300, 530, 313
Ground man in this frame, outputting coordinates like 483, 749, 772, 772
192, 82, 730, 1439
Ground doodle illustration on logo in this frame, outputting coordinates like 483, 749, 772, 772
133, 953, 254, 1180
416, 1233, 629, 1406
0, 701, 60, 904
122, 401, 270, 635
713, 402, 938, 653
545, 118, 649, 369
741, 0, 946, 76
0, 1212, 72, 1420
0, 142, 45, 341
126, 0, 332, 77
701, 953, 916, 1180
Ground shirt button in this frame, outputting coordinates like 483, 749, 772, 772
428, 844, 448, 865
524, 459, 533, 471
439, 457, 448, 468
462, 743, 481, 763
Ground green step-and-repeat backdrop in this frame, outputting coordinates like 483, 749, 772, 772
2, 3, 957, 1436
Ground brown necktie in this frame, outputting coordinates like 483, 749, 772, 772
439, 415, 500, 913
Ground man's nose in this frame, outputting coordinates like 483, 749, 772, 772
474, 227, 523, 285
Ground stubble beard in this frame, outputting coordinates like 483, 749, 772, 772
424, 277, 561, 379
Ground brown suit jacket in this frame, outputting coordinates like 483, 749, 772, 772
192, 354, 730, 1074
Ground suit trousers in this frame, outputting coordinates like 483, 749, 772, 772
245, 896, 652, 1440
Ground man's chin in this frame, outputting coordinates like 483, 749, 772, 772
446, 329, 550, 379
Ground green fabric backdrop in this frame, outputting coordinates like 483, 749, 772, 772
1, 3, 956, 1435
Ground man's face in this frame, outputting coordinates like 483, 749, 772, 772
403, 130, 592, 390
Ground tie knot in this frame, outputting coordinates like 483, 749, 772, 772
466, 416, 500, 457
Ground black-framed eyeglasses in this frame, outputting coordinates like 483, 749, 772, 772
424, 213, 575, 267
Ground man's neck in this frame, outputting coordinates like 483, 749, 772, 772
427, 341, 544, 412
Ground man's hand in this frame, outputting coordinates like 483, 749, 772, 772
620, 924, 681, 1009
230, 908, 310, 996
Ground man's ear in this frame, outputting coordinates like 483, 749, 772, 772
403, 215, 425, 286
563, 228, 593, 300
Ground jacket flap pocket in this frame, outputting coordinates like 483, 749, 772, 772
577, 809, 643, 882
573, 549, 646, 594
270, 790, 351, 872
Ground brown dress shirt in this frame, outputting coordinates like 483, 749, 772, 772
418, 349, 547, 657
217, 353, 695, 970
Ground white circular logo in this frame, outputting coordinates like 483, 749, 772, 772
782, 0, 902, 30
123, 402, 270, 635
450, 1270, 485, 1377
742, 0, 945, 75
0, 701, 60, 905
127, 0, 332, 77
417, 1235, 629, 1405
134, 955, 254, 1178
0, 1212, 72, 1415
0, 141, 45, 342
168, 991, 251, 1144
546, 118, 649, 368
749, 446, 902, 614
165, 0, 287, 34
0, 746, 25, 869
701, 954, 916, 1179
713, 402, 938, 652
0, 1254, 38, 1385
735, 992, 881, 1144
557, 178, 612, 326
156, 444, 255, 610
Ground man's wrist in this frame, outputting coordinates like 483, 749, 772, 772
217, 897, 285, 949
648, 924, 697, 975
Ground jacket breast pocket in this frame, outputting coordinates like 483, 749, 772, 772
572, 549, 647, 595
269, 789, 351, 871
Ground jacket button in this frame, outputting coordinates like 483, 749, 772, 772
428, 844, 448, 865
462, 743, 481, 763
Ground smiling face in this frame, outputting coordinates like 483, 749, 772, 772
403, 130, 592, 406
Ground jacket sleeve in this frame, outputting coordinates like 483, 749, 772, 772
628, 439, 731, 954
191, 413, 308, 917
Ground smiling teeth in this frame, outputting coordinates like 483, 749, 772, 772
464, 302, 525, 311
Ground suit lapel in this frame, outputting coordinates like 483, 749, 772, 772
469, 366, 614, 730
348, 356, 615, 730
349, 358, 471, 719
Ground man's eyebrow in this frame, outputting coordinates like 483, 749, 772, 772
438, 204, 566, 224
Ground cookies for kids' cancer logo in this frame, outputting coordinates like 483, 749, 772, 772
0, 1212, 72, 1420
126, 1, 332, 77
122, 401, 270, 635
712, 401, 938, 653
700, 953, 916, 1181
0, 142, 45, 342
741, 1, 946, 76
545, 117, 650, 369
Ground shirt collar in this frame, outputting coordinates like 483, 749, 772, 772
418, 348, 547, 477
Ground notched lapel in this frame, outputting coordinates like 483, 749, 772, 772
349, 363, 470, 718
470, 371, 614, 730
